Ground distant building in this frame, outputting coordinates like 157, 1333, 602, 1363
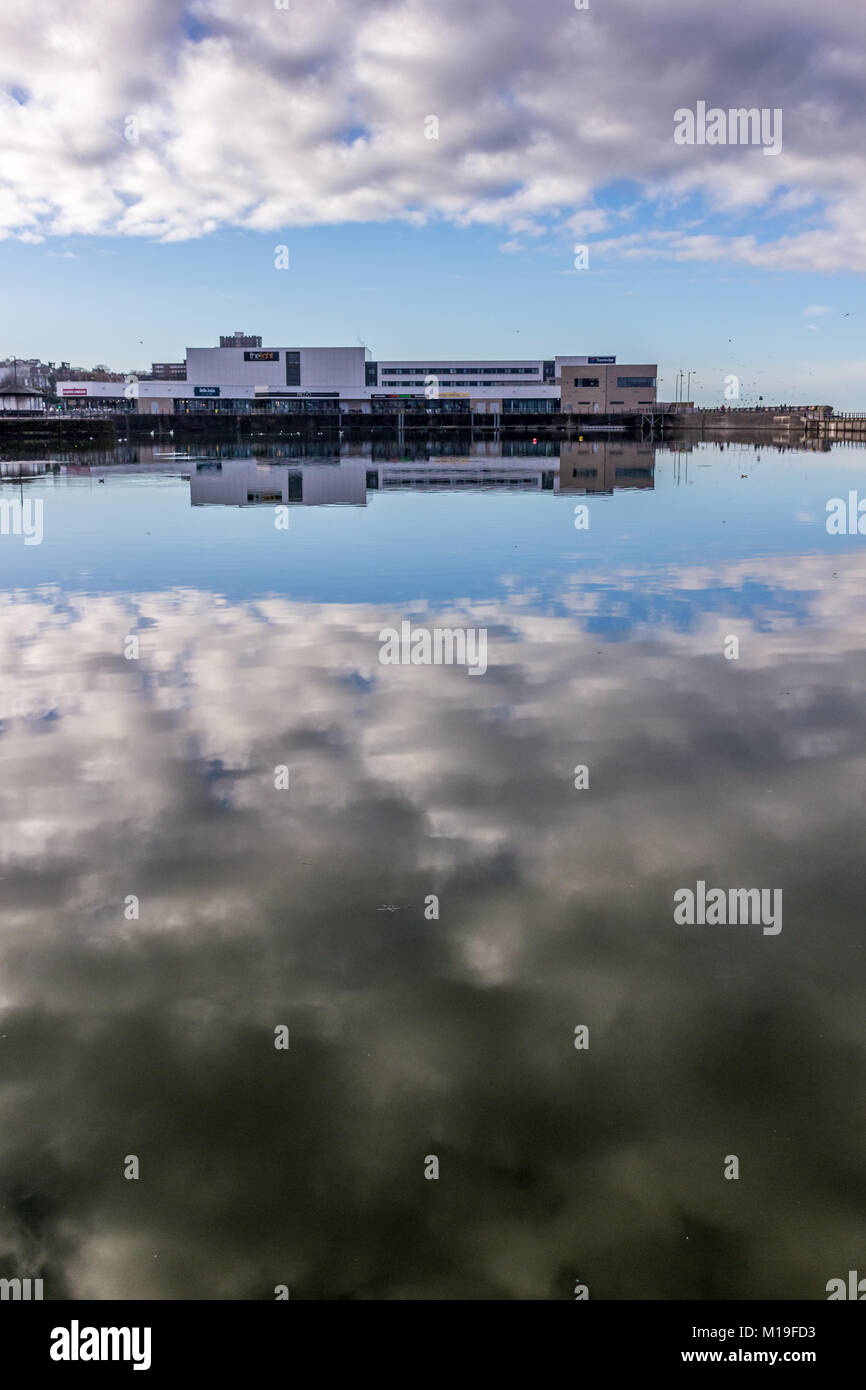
147, 362, 187, 381
219, 332, 262, 349
55, 339, 657, 415
0, 384, 47, 414
54, 366, 126, 382
0, 357, 55, 393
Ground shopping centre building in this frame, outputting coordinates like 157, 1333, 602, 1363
56, 337, 657, 416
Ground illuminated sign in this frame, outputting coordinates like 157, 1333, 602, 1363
62, 388, 87, 396
588, 356, 616, 364
194, 387, 220, 397
244, 350, 280, 362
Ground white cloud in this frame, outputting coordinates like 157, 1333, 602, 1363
0, 0, 864, 270
804, 305, 832, 316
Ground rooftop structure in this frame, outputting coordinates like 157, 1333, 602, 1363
219, 332, 262, 349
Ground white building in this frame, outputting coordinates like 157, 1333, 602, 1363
56, 341, 656, 415
0, 384, 46, 414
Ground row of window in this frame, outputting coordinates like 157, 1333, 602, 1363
177, 398, 340, 414
383, 381, 543, 389
371, 398, 467, 413
381, 367, 541, 376
572, 376, 656, 389
368, 398, 560, 413
380, 477, 549, 490
571, 468, 652, 478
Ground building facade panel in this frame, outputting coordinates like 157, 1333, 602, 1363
559, 360, 657, 413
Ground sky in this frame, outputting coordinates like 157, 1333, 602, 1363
0, 0, 864, 405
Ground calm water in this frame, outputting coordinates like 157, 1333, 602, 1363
0, 438, 864, 1299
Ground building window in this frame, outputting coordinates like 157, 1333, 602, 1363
365, 362, 378, 386
616, 376, 655, 388
285, 352, 301, 386
574, 378, 600, 388
502, 399, 557, 413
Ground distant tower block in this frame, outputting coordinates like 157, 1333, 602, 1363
219, 331, 262, 349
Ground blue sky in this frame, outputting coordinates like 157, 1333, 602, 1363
1, 0, 864, 404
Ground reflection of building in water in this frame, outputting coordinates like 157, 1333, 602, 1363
367, 457, 557, 491
0, 459, 52, 478
558, 440, 656, 493
190, 454, 563, 506
189, 445, 655, 507
191, 459, 369, 507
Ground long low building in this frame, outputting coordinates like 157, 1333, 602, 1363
56, 340, 657, 415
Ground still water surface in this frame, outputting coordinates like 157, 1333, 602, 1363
0, 439, 864, 1298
